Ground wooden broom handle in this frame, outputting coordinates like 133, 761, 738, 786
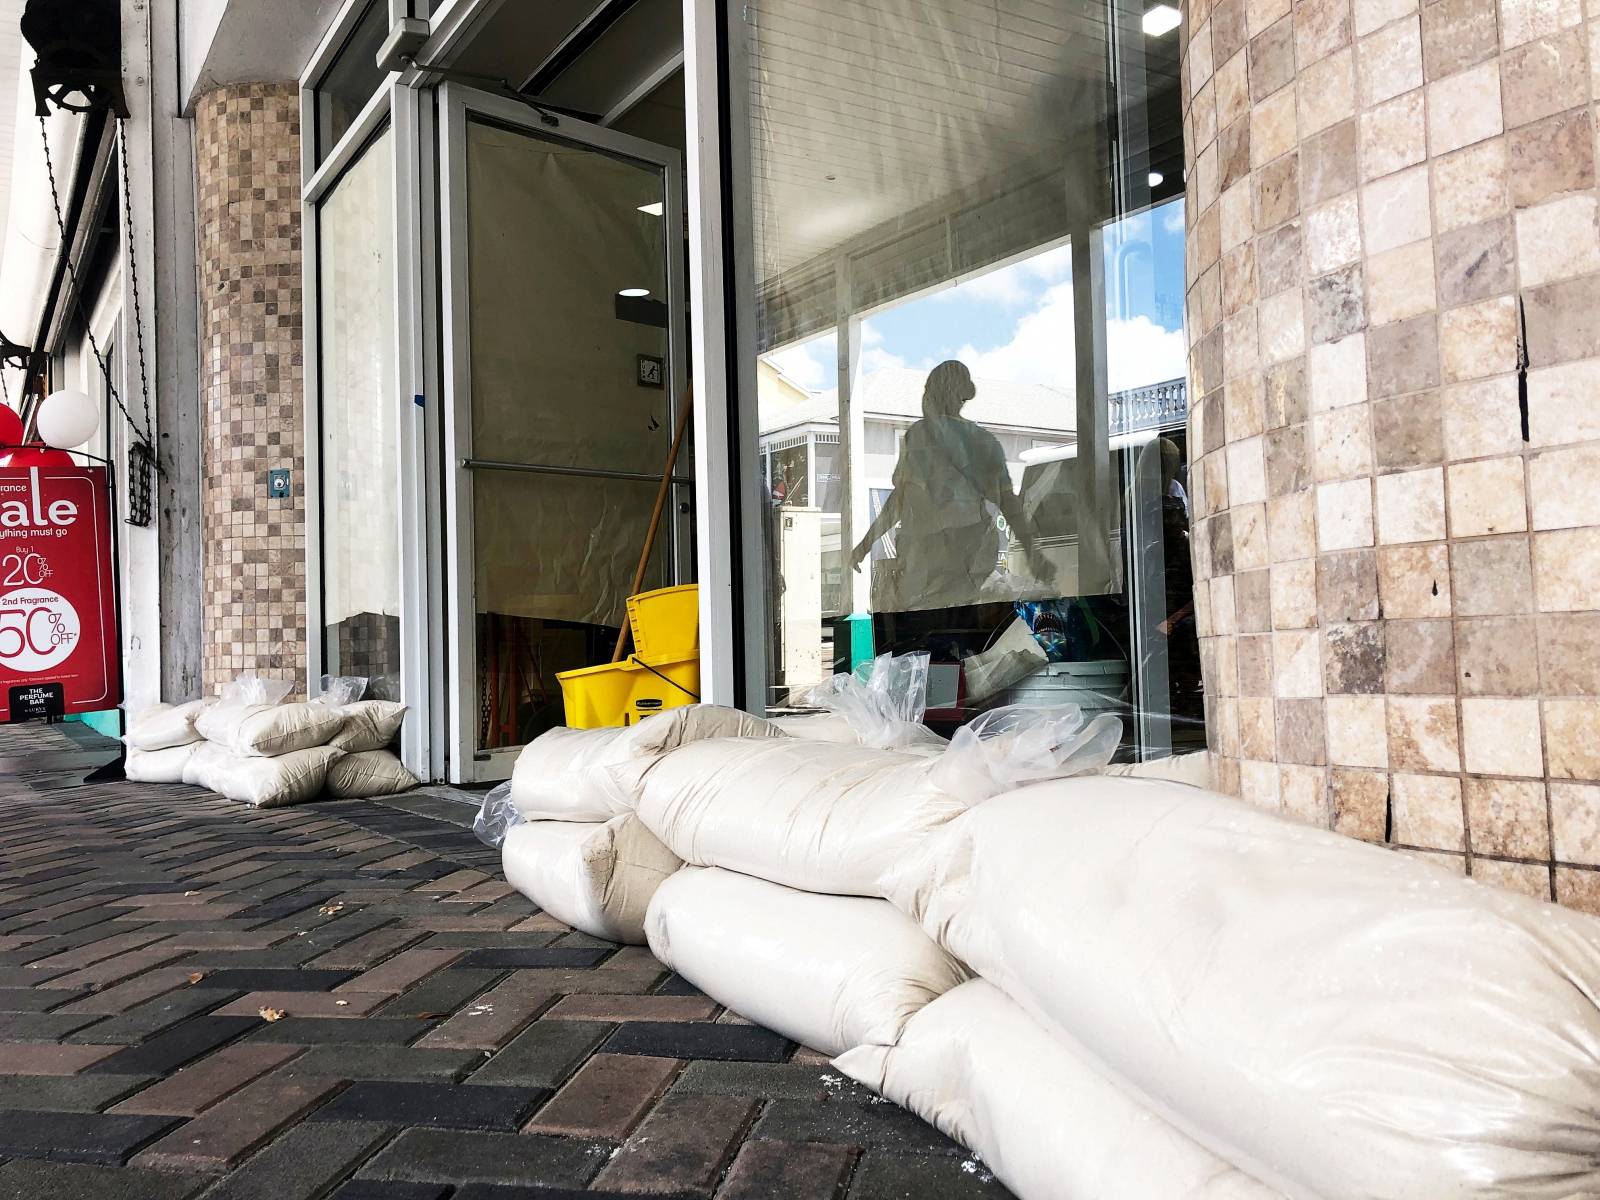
613, 384, 694, 663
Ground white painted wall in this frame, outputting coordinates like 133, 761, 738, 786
180, 0, 347, 110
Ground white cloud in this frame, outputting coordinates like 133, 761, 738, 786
764, 333, 835, 391
1162, 203, 1185, 235
929, 241, 1074, 308
954, 282, 1186, 394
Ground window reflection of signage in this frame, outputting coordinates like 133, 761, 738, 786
0, 467, 119, 723
637, 354, 665, 387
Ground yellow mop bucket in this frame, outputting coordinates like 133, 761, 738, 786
625, 584, 700, 661
557, 653, 700, 729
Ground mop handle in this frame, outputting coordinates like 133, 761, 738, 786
613, 384, 694, 663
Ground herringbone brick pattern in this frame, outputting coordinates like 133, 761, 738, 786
0, 725, 1010, 1199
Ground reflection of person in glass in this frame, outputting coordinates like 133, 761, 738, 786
849, 360, 1042, 608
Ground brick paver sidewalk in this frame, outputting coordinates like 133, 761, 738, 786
0, 723, 1011, 1200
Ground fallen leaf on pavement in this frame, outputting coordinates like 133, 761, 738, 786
259, 1006, 285, 1022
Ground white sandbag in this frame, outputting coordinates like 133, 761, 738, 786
196, 701, 346, 758
510, 704, 785, 822
501, 813, 681, 944
327, 700, 407, 752
624, 738, 965, 898
196, 745, 344, 808
767, 713, 859, 743
124, 742, 200, 784
1096, 750, 1212, 789
325, 749, 417, 798
645, 866, 967, 1057
910, 779, 1600, 1199
182, 741, 228, 788
836, 980, 1282, 1200
124, 700, 207, 751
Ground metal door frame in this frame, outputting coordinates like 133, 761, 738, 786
437, 81, 688, 782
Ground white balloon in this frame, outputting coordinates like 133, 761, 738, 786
37, 389, 99, 449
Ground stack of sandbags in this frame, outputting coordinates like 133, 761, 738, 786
497, 705, 783, 944
189, 695, 349, 808
885, 777, 1600, 1198
123, 700, 210, 783
321, 699, 415, 798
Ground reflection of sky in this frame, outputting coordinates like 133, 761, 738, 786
768, 199, 1187, 398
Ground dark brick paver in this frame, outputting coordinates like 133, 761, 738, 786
0, 722, 1012, 1198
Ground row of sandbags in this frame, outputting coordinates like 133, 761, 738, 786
490, 698, 1600, 1200
122, 678, 416, 807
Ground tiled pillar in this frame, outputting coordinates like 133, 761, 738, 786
194, 83, 307, 696
1182, 0, 1600, 910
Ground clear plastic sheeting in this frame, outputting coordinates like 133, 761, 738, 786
836, 980, 1283, 1200
501, 814, 681, 945
317, 675, 370, 706
928, 704, 1122, 805
645, 866, 968, 1057
218, 675, 294, 706
904, 779, 1600, 1199
805, 653, 946, 752
473, 782, 519, 848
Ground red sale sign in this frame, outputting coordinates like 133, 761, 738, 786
0, 466, 120, 721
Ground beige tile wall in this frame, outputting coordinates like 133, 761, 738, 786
194, 83, 307, 697
1182, 0, 1600, 910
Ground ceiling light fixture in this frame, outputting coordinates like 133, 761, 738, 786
618, 288, 651, 298
1148, 170, 1164, 187
637, 201, 664, 216
1142, 4, 1181, 35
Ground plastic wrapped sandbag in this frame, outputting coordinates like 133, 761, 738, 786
620, 737, 966, 898
1095, 750, 1212, 789
219, 674, 293, 706
645, 866, 967, 1056
125, 742, 200, 784
124, 700, 207, 751
926, 704, 1122, 805
326, 749, 418, 798
328, 700, 407, 752
196, 701, 346, 758
511, 704, 785, 822
904, 778, 1600, 1199
767, 713, 859, 743
473, 782, 519, 848
805, 653, 946, 752
501, 814, 682, 944
836, 980, 1282, 1200
317, 675, 369, 706
190, 745, 344, 808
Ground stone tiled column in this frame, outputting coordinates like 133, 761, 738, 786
194, 83, 307, 696
1182, 0, 1600, 910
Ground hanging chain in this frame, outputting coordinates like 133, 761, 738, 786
116, 118, 153, 445
38, 115, 149, 443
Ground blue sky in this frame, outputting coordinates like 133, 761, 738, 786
768, 199, 1186, 400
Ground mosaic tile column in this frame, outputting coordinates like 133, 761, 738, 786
1182, 0, 1600, 910
194, 83, 307, 696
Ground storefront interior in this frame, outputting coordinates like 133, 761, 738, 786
305, 0, 1195, 782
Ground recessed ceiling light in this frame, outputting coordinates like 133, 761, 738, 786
1148, 170, 1164, 187
1142, 4, 1181, 35
619, 287, 651, 298
637, 201, 664, 216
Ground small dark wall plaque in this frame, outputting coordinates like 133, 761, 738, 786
9, 682, 64, 721
637, 355, 665, 388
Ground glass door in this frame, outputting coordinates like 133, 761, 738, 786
438, 84, 689, 782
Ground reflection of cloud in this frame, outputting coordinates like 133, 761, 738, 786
930, 242, 1073, 308
765, 334, 835, 391
954, 282, 1185, 394
1163, 204, 1185, 234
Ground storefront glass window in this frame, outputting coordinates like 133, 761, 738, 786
742, 0, 1195, 756
317, 125, 402, 698
313, 0, 389, 166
